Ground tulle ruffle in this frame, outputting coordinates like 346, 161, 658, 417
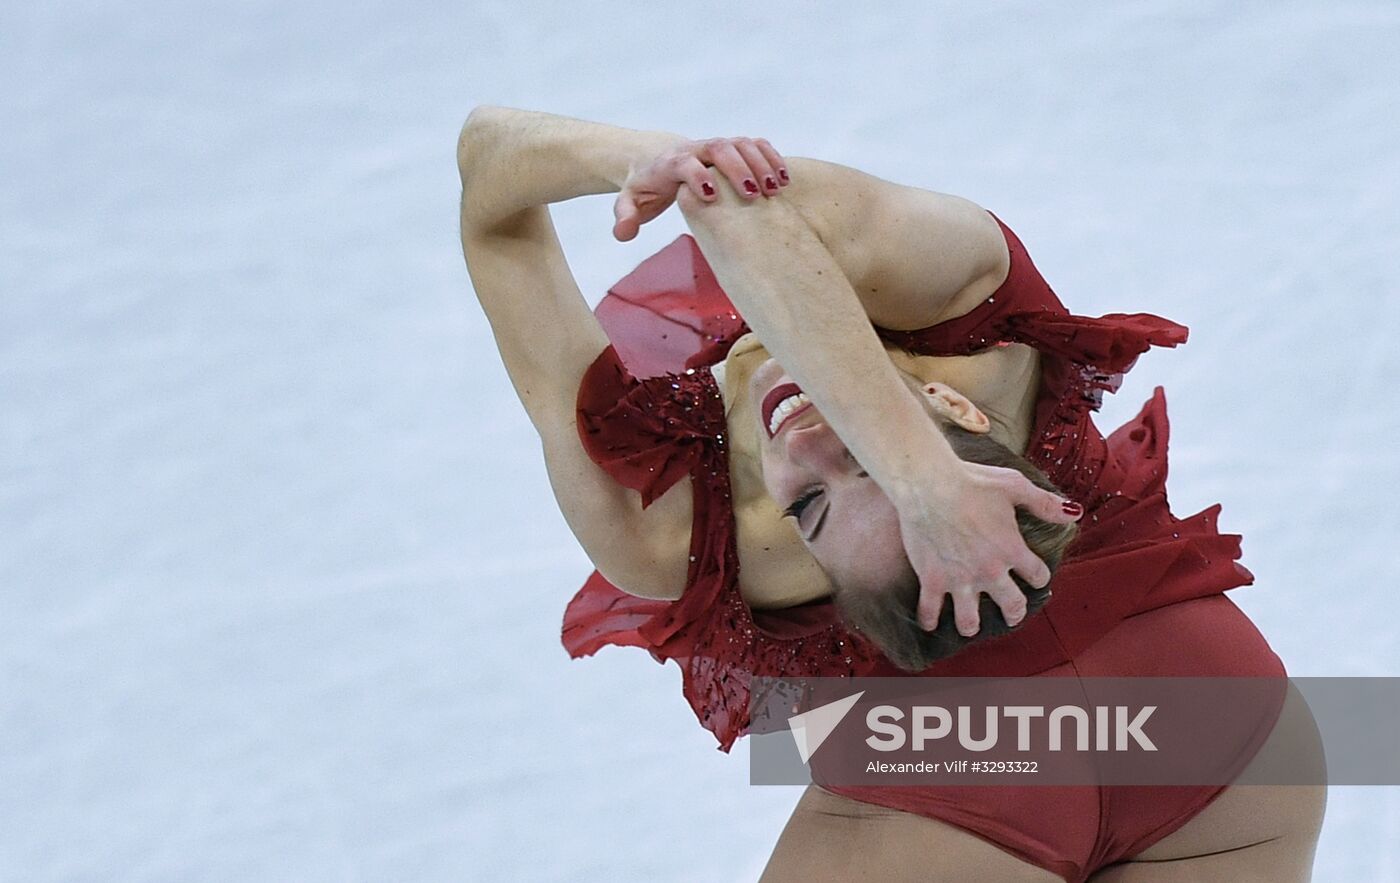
563, 218, 1256, 752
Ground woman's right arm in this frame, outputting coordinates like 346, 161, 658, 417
674, 173, 1080, 635
458, 106, 694, 599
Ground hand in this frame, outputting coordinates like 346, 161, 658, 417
893, 462, 1083, 637
613, 136, 790, 242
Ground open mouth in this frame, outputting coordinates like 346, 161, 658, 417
760, 382, 814, 439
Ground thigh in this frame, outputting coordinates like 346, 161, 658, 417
1088, 832, 1322, 882
1090, 681, 1327, 882
760, 785, 1062, 883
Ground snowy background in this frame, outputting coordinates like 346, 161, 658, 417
3, 0, 1398, 880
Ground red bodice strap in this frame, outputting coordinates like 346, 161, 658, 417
564, 215, 1256, 752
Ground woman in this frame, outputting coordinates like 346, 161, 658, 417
458, 106, 1325, 881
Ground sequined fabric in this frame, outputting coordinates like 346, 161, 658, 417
564, 213, 1257, 753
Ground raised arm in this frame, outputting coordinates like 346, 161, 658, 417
673, 173, 1081, 635
458, 107, 694, 598
460, 105, 1080, 632
778, 156, 1012, 331
458, 108, 806, 600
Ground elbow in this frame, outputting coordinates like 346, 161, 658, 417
457, 106, 494, 183
458, 104, 518, 183
458, 106, 507, 231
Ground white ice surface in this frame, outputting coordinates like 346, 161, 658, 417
3, 1, 1398, 880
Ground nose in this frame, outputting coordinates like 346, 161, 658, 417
782, 421, 856, 475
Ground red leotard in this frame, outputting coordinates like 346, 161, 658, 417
564, 213, 1286, 882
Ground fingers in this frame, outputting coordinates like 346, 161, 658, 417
732, 138, 781, 195
916, 585, 945, 632
930, 577, 1028, 638
1006, 471, 1084, 525
612, 194, 640, 242
1012, 546, 1052, 590
613, 190, 670, 241
674, 155, 719, 203
702, 139, 763, 199
949, 587, 982, 637
918, 575, 984, 637
751, 137, 790, 186
625, 135, 789, 236
984, 572, 1028, 629
696, 137, 789, 199
619, 156, 706, 239
919, 567, 1034, 636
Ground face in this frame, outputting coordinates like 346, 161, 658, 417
748, 357, 919, 593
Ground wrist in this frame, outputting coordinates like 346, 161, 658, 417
879, 440, 967, 507
855, 397, 966, 506
608, 131, 689, 190
459, 106, 686, 230
893, 462, 967, 503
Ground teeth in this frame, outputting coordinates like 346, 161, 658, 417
768, 393, 811, 435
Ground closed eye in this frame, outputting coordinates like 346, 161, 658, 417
783, 487, 829, 541
783, 487, 820, 520
782, 471, 866, 541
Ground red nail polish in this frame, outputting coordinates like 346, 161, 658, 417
778, 168, 789, 183
1062, 500, 1084, 518
743, 179, 758, 194
701, 181, 715, 197
764, 176, 777, 191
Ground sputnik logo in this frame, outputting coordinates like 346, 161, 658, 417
787, 691, 865, 763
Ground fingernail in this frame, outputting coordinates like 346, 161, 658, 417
743, 178, 758, 195
778, 168, 790, 183
764, 175, 777, 191
701, 181, 715, 197
1062, 500, 1083, 518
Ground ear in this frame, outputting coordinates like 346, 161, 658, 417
921, 382, 992, 434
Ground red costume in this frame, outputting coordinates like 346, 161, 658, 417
564, 213, 1286, 882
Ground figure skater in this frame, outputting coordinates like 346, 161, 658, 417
458, 106, 1325, 881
